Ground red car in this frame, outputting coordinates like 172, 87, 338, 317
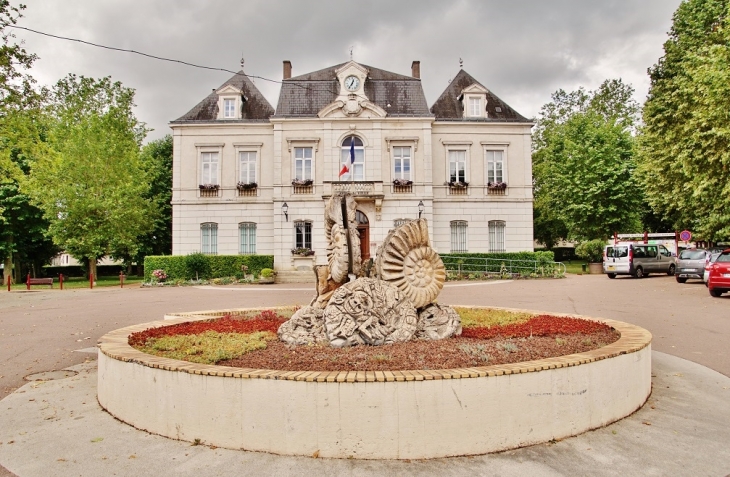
707, 249, 730, 297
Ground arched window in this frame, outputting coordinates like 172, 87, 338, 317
356, 210, 369, 225
239, 222, 256, 255
200, 223, 218, 255
488, 220, 506, 253
450, 221, 468, 253
340, 136, 364, 181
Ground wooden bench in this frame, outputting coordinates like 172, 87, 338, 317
26, 277, 53, 289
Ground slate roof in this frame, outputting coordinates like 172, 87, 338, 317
274, 63, 432, 118
430, 69, 531, 123
171, 71, 275, 123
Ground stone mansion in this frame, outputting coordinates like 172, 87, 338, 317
170, 60, 534, 271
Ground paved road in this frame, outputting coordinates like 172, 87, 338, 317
1, 274, 728, 403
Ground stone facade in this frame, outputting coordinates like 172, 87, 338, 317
170, 60, 534, 271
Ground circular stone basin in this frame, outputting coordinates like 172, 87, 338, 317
97, 306, 652, 460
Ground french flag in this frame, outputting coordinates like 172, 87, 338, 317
339, 137, 356, 178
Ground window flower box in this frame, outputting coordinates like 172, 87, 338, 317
291, 179, 313, 186
446, 180, 469, 189
291, 247, 315, 257
392, 179, 413, 186
487, 181, 507, 190
236, 182, 258, 190
199, 183, 219, 190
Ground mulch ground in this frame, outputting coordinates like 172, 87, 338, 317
218, 329, 620, 371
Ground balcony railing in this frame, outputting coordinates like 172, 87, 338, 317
332, 181, 376, 195
237, 188, 258, 197
292, 184, 314, 194
199, 188, 219, 198
448, 185, 468, 196
486, 187, 506, 196
392, 184, 413, 194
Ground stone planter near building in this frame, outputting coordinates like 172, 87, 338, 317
588, 262, 603, 274
291, 254, 315, 271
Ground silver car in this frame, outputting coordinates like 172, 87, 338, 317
676, 249, 708, 283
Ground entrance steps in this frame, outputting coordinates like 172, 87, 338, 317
276, 270, 315, 284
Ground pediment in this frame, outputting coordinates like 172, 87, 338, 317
216, 84, 243, 96
317, 99, 387, 119
461, 83, 488, 95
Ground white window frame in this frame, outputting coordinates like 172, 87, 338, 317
201, 222, 218, 255
450, 221, 468, 253
294, 147, 314, 181
223, 98, 236, 118
448, 150, 467, 183
442, 142, 471, 185
468, 97, 481, 117
195, 143, 224, 187
294, 220, 313, 250
486, 149, 505, 184
233, 142, 262, 186
286, 138, 320, 183
239, 222, 256, 255
340, 136, 365, 181
392, 146, 412, 181
489, 220, 506, 253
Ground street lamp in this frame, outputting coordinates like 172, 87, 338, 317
418, 200, 425, 219
282, 202, 289, 222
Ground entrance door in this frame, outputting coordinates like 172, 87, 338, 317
355, 210, 370, 260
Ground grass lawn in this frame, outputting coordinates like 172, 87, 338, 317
6, 275, 144, 290
562, 261, 589, 274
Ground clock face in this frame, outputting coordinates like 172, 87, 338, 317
344, 75, 360, 91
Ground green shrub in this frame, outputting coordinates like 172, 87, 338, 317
260, 268, 274, 278
575, 240, 605, 263
143, 255, 274, 281
185, 252, 211, 280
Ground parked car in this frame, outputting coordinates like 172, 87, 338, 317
703, 250, 724, 286
676, 248, 709, 283
603, 243, 676, 279
707, 249, 730, 297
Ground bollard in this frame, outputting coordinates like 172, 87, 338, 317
120, 271, 124, 288
6, 275, 10, 292
581, 264, 587, 273
90, 272, 94, 289
60, 273, 64, 290
26, 272, 30, 291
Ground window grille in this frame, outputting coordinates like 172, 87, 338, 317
201, 223, 218, 255
239, 223, 256, 255
450, 221, 468, 252
489, 221, 506, 253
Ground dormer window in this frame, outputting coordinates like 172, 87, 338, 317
216, 84, 245, 120
460, 83, 489, 119
469, 97, 481, 117
224, 98, 236, 118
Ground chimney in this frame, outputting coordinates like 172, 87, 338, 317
283, 60, 292, 80
411, 60, 420, 79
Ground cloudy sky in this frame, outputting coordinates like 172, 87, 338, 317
16, 0, 681, 141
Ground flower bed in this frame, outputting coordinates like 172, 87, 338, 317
128, 308, 619, 369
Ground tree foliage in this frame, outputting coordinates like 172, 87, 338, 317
638, 0, 730, 241
533, 79, 643, 243
24, 75, 155, 278
135, 134, 173, 259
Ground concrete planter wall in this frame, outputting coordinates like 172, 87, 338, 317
98, 307, 652, 460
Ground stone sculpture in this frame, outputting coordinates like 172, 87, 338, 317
375, 219, 446, 308
323, 278, 418, 347
276, 198, 458, 348
277, 305, 328, 345
415, 304, 462, 340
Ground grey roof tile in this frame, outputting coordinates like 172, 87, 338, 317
172, 71, 275, 122
274, 63, 432, 118
430, 69, 531, 123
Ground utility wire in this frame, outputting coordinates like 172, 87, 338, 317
9, 24, 376, 103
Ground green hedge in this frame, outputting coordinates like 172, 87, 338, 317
143, 255, 274, 281
440, 252, 556, 274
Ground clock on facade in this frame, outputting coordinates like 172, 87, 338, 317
344, 75, 360, 91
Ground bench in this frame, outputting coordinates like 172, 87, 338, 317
26, 277, 53, 289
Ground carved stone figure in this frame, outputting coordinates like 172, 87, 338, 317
375, 219, 446, 308
325, 194, 361, 283
416, 304, 462, 340
310, 265, 341, 308
323, 278, 417, 347
277, 306, 328, 345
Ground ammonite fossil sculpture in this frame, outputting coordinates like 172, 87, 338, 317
375, 219, 445, 308
415, 304, 462, 340
325, 194, 361, 283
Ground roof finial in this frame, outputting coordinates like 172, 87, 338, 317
350, 46, 353, 61
240, 56, 245, 70
459, 57, 463, 69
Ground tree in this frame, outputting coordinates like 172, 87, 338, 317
533, 79, 642, 242
638, 0, 730, 242
121, 134, 172, 273
24, 75, 155, 280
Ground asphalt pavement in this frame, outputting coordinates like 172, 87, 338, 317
1, 275, 729, 476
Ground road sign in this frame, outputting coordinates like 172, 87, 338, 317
679, 230, 692, 242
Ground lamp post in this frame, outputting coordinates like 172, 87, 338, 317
282, 202, 289, 222
418, 200, 425, 219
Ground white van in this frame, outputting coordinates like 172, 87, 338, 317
603, 242, 676, 279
